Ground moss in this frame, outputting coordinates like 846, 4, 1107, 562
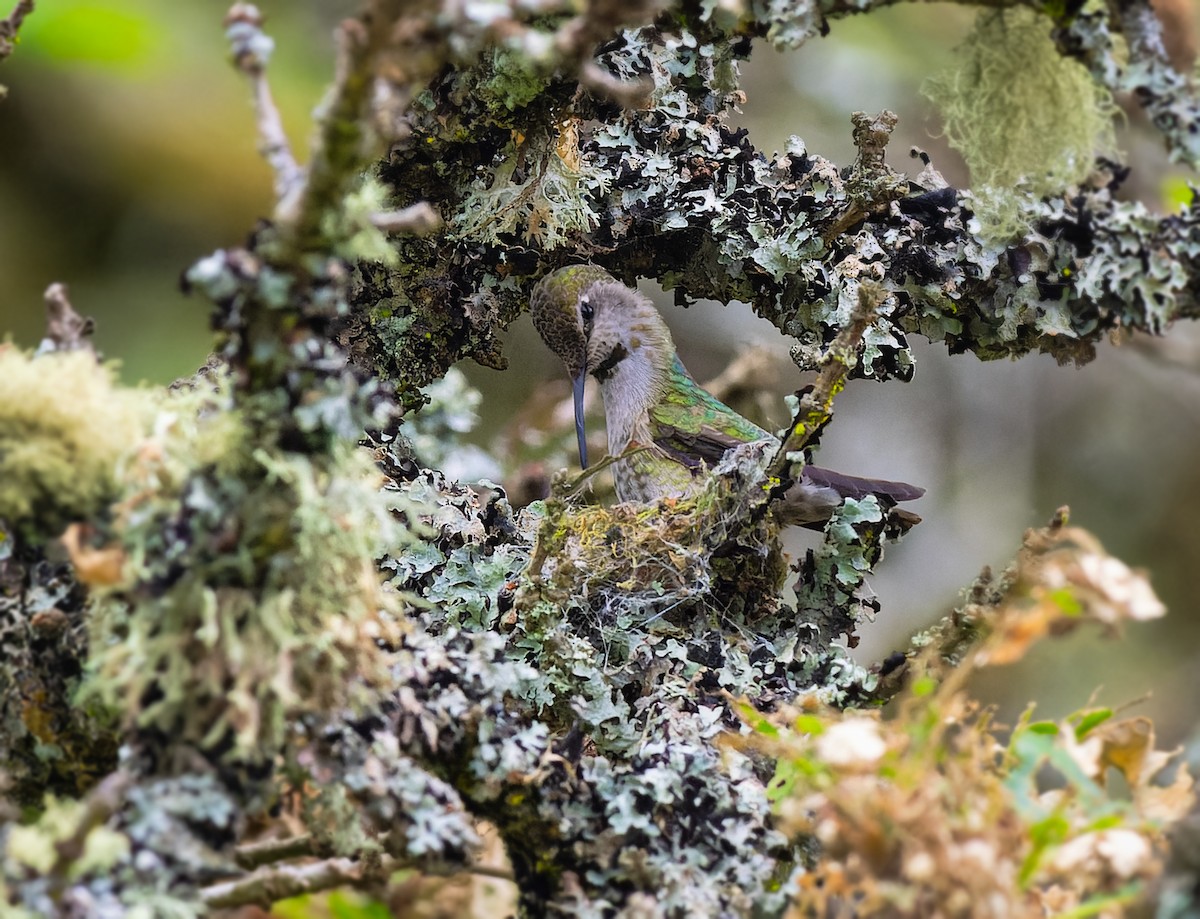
0, 348, 150, 540
526, 499, 714, 620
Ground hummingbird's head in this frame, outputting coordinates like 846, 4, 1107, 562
529, 265, 612, 379
531, 265, 674, 469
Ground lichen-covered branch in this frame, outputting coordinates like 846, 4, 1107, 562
1057, 1, 1200, 169
343, 0, 1200, 412
2, 0, 1197, 916
763, 280, 881, 490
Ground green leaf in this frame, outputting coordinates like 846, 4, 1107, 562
1073, 708, 1114, 740
793, 714, 826, 736
1025, 721, 1060, 736
1018, 811, 1070, 885
1048, 587, 1083, 616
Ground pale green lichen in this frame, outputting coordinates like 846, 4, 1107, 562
320, 174, 401, 267
454, 131, 611, 247
478, 42, 555, 114
923, 7, 1118, 240
5, 797, 129, 879
81, 375, 415, 763
0, 349, 150, 539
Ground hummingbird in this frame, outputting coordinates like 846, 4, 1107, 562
529, 265, 925, 529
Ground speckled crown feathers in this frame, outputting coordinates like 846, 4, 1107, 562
529, 265, 616, 374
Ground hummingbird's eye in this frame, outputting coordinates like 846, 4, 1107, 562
579, 300, 594, 330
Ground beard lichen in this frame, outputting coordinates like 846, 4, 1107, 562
0, 349, 151, 542
80, 374, 413, 765
923, 7, 1119, 241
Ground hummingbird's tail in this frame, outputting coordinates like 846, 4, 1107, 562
784, 465, 925, 531
802, 466, 925, 504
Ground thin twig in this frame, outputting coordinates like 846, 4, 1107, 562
233, 833, 315, 870
39, 282, 96, 355
0, 0, 33, 62
371, 202, 444, 236
201, 852, 514, 909
760, 281, 883, 497
202, 856, 366, 909
578, 60, 653, 109
224, 4, 303, 207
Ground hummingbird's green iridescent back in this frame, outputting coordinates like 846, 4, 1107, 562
611, 355, 773, 503
648, 355, 772, 465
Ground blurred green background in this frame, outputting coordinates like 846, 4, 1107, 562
2, 1, 1198, 745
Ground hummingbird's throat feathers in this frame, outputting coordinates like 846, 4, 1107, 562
584, 283, 674, 373
592, 343, 629, 383
578, 281, 677, 457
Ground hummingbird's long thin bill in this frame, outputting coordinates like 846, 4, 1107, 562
573, 370, 589, 469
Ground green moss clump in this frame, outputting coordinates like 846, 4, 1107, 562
923, 7, 1118, 240
527, 499, 714, 620
0, 348, 150, 540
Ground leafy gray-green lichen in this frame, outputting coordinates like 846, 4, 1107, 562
370, 414, 897, 910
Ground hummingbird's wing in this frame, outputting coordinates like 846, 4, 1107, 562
647, 356, 772, 470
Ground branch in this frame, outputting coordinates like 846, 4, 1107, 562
0, 0, 33, 64
38, 282, 96, 355
222, 2, 419, 249
201, 852, 514, 909
371, 201, 444, 236
762, 281, 881, 492
279, 5, 394, 249
223, 4, 303, 208
366, 3, 1200, 399
201, 856, 366, 909
233, 833, 316, 870
821, 110, 908, 244
1059, 0, 1200, 169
